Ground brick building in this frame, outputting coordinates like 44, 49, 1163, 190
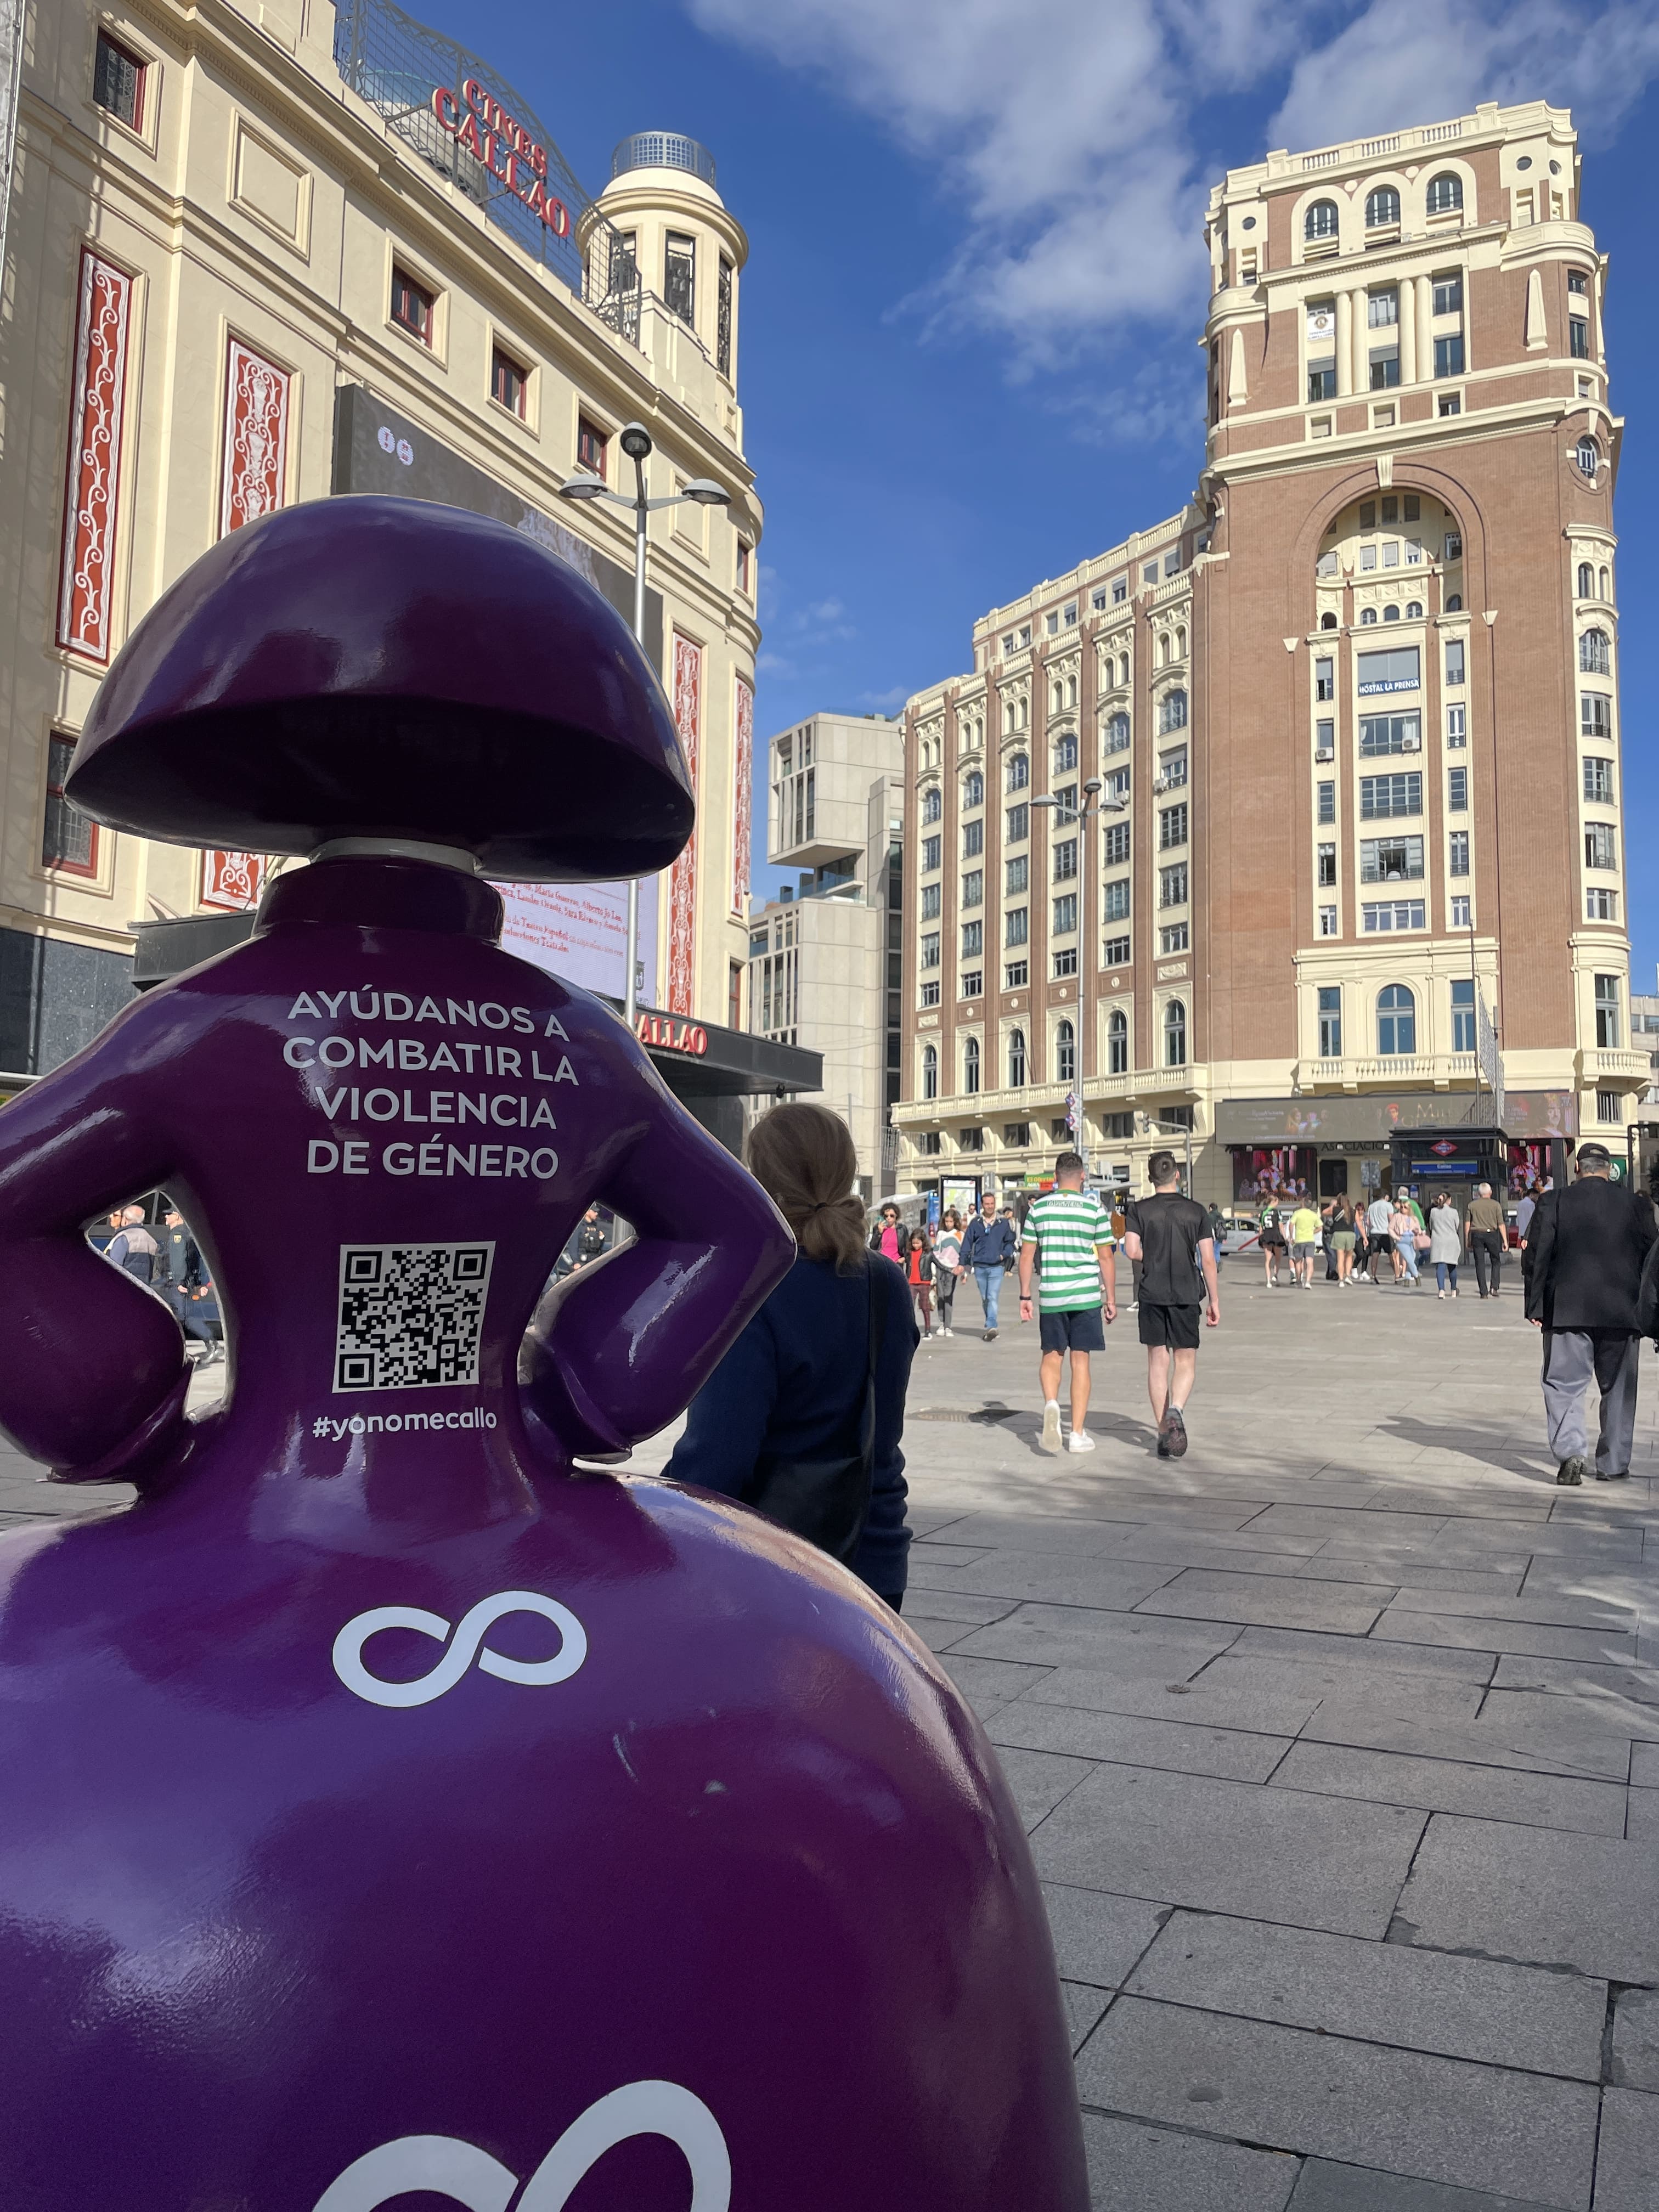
895, 100, 1641, 1210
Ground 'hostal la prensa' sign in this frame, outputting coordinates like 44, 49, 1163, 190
431, 78, 572, 236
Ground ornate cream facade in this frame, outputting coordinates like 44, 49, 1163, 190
0, 0, 759, 1080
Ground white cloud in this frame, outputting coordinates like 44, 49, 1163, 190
689, 0, 1659, 393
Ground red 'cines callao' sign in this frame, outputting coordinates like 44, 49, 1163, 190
431, 79, 572, 236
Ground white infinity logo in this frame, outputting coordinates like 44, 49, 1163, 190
331, 1590, 588, 1708
312, 2079, 730, 2211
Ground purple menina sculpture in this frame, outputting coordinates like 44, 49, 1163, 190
0, 497, 1088, 2210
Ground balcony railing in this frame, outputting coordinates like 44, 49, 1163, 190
1296, 1054, 1480, 1088
1582, 1048, 1651, 1084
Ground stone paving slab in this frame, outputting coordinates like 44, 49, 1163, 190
1590, 2089, 1659, 2212
1269, 1740, 1628, 1835
1299, 1563, 1528, 1595
921, 1548, 1187, 1610
1295, 1703, 1632, 1781
1287, 2158, 1564, 2210
1198, 1655, 1489, 1723
882, 1583, 1013, 1624
1031, 1765, 1426, 1936
1062, 1980, 1113, 2051
1479, 1686, 1659, 1743
1124, 1910, 1607, 2078
1132, 1566, 1396, 1634
1080, 2112, 1300, 2212
1040, 1882, 1167, 1988
1488, 1653, 1659, 1702
1107, 1530, 1347, 1574
1026, 1664, 1325, 1737
1631, 1742, 1659, 1785
1076, 1996, 1599, 2209
992, 1745, 1097, 1830
1375, 1613, 1640, 1663
1226, 1625, 1497, 1681
1383, 1588, 1638, 1631
1611, 1990, 1659, 2093
949, 1604, 1239, 1671
989, 1698, 1293, 1781
1394, 1813, 1659, 1980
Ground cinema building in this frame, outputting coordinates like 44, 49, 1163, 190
894, 101, 1640, 1208
0, 0, 814, 1142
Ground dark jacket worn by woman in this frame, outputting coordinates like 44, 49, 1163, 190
667, 1252, 919, 1599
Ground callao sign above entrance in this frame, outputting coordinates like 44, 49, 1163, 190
431, 80, 572, 236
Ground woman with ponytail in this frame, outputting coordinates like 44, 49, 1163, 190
667, 1103, 919, 1608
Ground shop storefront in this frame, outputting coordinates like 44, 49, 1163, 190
1216, 1092, 1579, 1212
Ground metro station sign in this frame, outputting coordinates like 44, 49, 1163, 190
431, 80, 572, 236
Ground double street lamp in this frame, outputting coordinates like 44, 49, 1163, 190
559, 421, 730, 1026
1032, 775, 1128, 1176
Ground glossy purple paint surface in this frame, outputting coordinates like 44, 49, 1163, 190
0, 510, 1087, 2209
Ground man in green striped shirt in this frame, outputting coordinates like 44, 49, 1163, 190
1018, 1152, 1118, 1455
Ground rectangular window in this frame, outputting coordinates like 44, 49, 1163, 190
490, 348, 528, 418
716, 256, 733, 377
1045, 613, 1058, 636
1159, 862, 1189, 908
1317, 781, 1335, 823
919, 981, 940, 1007
1449, 830, 1470, 876
1584, 757, 1616, 804
1585, 823, 1618, 871
1052, 838, 1077, 883
93, 31, 146, 130
1361, 544, 1378, 572
1113, 579, 1127, 604
922, 835, 941, 873
1053, 947, 1079, 977
1317, 985, 1342, 1058
920, 933, 940, 969
1308, 364, 1336, 403
1317, 843, 1336, 887
1162, 747, 1188, 787
1450, 894, 1472, 928
1003, 1122, 1031, 1147
1105, 768, 1130, 802
1432, 273, 1463, 317
1103, 718, 1131, 755
1444, 639, 1465, 687
1356, 647, 1420, 695
1091, 589, 1108, 611
1052, 893, 1077, 935
1587, 888, 1619, 921
1447, 703, 1466, 748
577, 417, 608, 477
1055, 780, 1078, 814
1369, 349, 1400, 390
1102, 934, 1130, 967
1064, 602, 1077, 625
1368, 289, 1398, 328
1438, 393, 1462, 416
1359, 772, 1423, 819
737, 541, 752, 595
961, 921, 983, 958
1358, 713, 1421, 755
1569, 318, 1590, 360
1359, 501, 1377, 529
1361, 899, 1427, 932
1569, 270, 1589, 297
1102, 821, 1131, 866
1359, 834, 1425, 881
1381, 495, 1398, 525
1142, 562, 1158, 585
960, 974, 983, 1001
1594, 974, 1622, 1049
42, 732, 97, 874
1005, 855, 1028, 895
1006, 802, 1029, 844
920, 883, 940, 920
1598, 1090, 1622, 1125
1318, 905, 1338, 936
391, 267, 435, 344
1005, 959, 1029, 988
1160, 922, 1189, 953
664, 233, 696, 325
1103, 878, 1130, 922
1451, 978, 1476, 1054
1434, 333, 1465, 378
1581, 693, 1612, 738
1158, 804, 1188, 849
1448, 766, 1468, 811
1165, 549, 1181, 576
961, 870, 983, 909
962, 819, 983, 859
1005, 907, 1028, 947
1315, 719, 1335, 757
1314, 657, 1335, 702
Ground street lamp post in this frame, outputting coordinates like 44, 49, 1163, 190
558, 421, 730, 1028
1034, 775, 1127, 1182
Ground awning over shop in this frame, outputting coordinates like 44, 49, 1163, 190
1215, 1091, 1577, 1147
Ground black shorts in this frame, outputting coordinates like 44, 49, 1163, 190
1138, 1300, 1201, 1350
1370, 1232, 1392, 1254
1039, 1306, 1105, 1353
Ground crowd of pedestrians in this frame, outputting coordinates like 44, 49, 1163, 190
1249, 1183, 1527, 1302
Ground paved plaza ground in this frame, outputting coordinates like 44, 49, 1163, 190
5, 1258, 1657, 2208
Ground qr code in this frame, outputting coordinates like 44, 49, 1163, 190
334, 1243, 494, 1393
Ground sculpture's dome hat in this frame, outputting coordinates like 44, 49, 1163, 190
67, 496, 694, 881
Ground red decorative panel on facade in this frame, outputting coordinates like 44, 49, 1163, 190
732, 672, 753, 915
56, 247, 133, 663
667, 633, 703, 1016
219, 337, 291, 536
200, 850, 269, 912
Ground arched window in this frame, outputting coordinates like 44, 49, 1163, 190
922, 1043, 938, 1100
921, 787, 941, 824
1158, 633, 1170, 668
1119, 653, 1131, 685
1365, 185, 1400, 228
1383, 605, 1401, 623
1164, 998, 1187, 1067
1003, 699, 1015, 736
1361, 606, 1379, 625
1103, 710, 1130, 754
1008, 1028, 1026, 1088
1305, 198, 1339, 242
1006, 751, 1029, 793
1067, 675, 1077, 708
1054, 731, 1078, 772
1020, 696, 1030, 729
1055, 1019, 1075, 1086
1577, 561, 1595, 598
1051, 680, 1064, 715
1108, 1008, 1128, 1075
1320, 611, 1338, 630
1426, 172, 1464, 216
1406, 601, 1423, 618
1158, 689, 1188, 734
1377, 984, 1416, 1056
1444, 594, 1462, 612
963, 770, 984, 809
1600, 566, 1611, 598
1580, 628, 1611, 674
1576, 436, 1599, 482
1176, 627, 1187, 658
963, 1037, 980, 1094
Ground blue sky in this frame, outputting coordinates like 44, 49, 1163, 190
408, 0, 1659, 985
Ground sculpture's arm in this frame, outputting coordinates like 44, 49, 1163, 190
520, 1068, 794, 1459
0, 1024, 187, 1480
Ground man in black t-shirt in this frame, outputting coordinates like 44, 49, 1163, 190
1123, 1152, 1220, 1460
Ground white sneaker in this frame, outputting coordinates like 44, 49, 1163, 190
1067, 1429, 1096, 1453
1041, 1401, 1062, 1452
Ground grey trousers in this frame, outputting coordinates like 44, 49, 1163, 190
1541, 1329, 1639, 1474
